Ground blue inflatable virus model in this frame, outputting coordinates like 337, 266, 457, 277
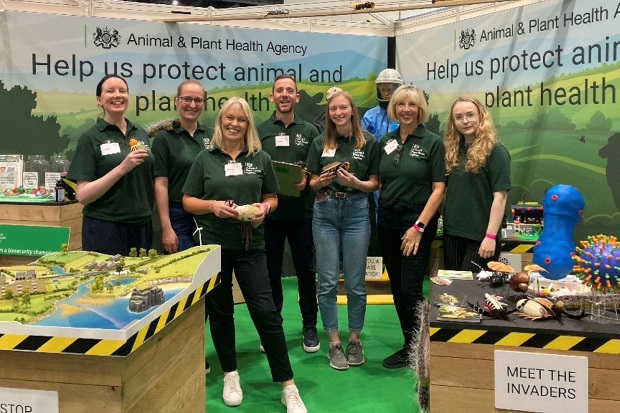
572, 235, 620, 291
532, 185, 585, 280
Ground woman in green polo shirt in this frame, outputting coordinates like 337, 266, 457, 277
443, 96, 511, 271
307, 89, 380, 371
182, 97, 307, 413
151, 80, 213, 254
377, 85, 445, 370
66, 74, 154, 256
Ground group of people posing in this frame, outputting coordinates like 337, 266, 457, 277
66, 70, 511, 413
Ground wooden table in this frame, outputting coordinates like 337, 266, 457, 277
0, 246, 221, 413
0, 201, 83, 266
430, 280, 620, 413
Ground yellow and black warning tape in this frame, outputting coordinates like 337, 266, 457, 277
0, 273, 220, 356
430, 326, 620, 354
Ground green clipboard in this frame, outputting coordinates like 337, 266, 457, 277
272, 161, 305, 198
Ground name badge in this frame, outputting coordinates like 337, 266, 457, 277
100, 142, 121, 155
384, 139, 399, 155
275, 134, 290, 147
225, 162, 243, 176
322, 148, 336, 157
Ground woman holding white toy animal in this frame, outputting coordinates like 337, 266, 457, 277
182, 97, 307, 413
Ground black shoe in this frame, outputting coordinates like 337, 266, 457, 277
302, 326, 320, 353
205, 360, 211, 375
382, 348, 409, 369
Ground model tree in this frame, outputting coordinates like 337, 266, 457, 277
129, 247, 138, 258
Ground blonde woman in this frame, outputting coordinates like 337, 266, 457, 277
182, 97, 307, 413
443, 96, 511, 272
377, 85, 445, 369
306, 90, 380, 371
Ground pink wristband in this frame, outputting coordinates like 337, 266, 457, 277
485, 232, 497, 240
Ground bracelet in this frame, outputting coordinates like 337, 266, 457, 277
485, 232, 497, 240
209, 201, 214, 213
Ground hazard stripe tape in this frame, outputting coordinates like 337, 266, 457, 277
0, 273, 220, 356
430, 326, 620, 354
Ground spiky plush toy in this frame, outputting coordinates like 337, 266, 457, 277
572, 235, 620, 291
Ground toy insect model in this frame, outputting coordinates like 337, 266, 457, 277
320, 161, 350, 176
515, 297, 586, 321
468, 293, 515, 320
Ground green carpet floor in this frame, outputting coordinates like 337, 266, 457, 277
205, 277, 423, 412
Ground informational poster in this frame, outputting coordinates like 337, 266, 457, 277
398, 0, 620, 239
0, 10, 386, 161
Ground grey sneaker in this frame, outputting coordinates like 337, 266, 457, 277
347, 339, 365, 366
328, 344, 349, 370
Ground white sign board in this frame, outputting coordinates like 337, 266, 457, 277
495, 350, 588, 413
365, 256, 383, 280
0, 387, 59, 413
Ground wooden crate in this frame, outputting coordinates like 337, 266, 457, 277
430, 341, 620, 413
0, 202, 83, 266
0, 298, 206, 413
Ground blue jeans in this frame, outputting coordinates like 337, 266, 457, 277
313, 194, 370, 333
169, 203, 198, 252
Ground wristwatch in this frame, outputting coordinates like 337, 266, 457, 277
413, 221, 425, 233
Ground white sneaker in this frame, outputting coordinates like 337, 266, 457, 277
281, 385, 307, 413
222, 371, 243, 407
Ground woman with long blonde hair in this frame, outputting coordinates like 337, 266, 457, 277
443, 96, 511, 272
306, 89, 380, 371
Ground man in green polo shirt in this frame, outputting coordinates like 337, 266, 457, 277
257, 74, 320, 353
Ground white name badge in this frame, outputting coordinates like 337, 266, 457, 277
322, 148, 336, 157
100, 142, 121, 155
275, 135, 290, 147
384, 139, 399, 155
225, 162, 243, 176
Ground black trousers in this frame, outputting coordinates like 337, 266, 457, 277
82, 216, 152, 256
206, 250, 293, 383
265, 218, 318, 328
378, 216, 438, 347
443, 233, 501, 272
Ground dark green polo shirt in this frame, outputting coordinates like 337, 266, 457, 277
182, 148, 279, 252
66, 118, 154, 225
306, 131, 379, 194
443, 142, 511, 241
257, 112, 318, 220
151, 123, 214, 203
378, 125, 446, 227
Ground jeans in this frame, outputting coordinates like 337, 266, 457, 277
313, 194, 370, 333
378, 215, 438, 347
169, 203, 198, 252
265, 217, 318, 328
206, 251, 293, 383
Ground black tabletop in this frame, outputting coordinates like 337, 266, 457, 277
430, 279, 620, 341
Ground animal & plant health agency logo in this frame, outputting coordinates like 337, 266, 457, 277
458, 28, 476, 50
93, 26, 121, 49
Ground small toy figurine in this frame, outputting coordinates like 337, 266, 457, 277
353, 2, 375, 10
129, 138, 147, 151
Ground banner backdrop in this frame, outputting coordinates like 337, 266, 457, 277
398, 0, 620, 240
0, 11, 386, 157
